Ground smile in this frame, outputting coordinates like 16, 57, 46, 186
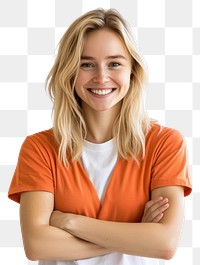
90, 89, 113, 95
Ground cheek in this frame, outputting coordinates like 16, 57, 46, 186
74, 73, 89, 100
74, 73, 81, 88
75, 71, 90, 88
74, 74, 83, 92
116, 71, 131, 87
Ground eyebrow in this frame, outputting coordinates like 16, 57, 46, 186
80, 55, 127, 60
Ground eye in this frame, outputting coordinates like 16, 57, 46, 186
109, 62, 121, 68
80, 63, 94, 69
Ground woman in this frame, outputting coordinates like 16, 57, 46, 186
8, 8, 192, 265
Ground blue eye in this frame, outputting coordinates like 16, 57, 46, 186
109, 62, 121, 68
80, 63, 94, 69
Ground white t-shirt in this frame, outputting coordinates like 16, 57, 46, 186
81, 138, 118, 203
39, 139, 158, 265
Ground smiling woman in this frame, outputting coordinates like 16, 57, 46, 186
45, 9, 149, 163
8, 8, 192, 265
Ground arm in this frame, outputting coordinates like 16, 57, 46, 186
141, 196, 169, 223
20, 191, 168, 261
51, 196, 169, 227
20, 191, 110, 261
51, 186, 184, 260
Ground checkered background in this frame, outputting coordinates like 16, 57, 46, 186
0, 0, 199, 264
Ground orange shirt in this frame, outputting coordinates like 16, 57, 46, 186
8, 124, 192, 222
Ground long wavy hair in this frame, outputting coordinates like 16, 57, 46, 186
46, 8, 153, 166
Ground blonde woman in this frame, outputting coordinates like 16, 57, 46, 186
8, 8, 192, 265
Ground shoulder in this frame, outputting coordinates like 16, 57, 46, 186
147, 123, 185, 146
26, 128, 55, 142
24, 128, 57, 148
145, 123, 187, 159
20, 128, 58, 159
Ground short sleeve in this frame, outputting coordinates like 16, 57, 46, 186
151, 129, 192, 196
8, 135, 54, 203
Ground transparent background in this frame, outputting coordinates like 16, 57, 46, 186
0, 0, 199, 264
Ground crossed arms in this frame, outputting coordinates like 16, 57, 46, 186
20, 186, 184, 261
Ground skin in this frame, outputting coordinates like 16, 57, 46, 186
50, 187, 183, 259
20, 192, 169, 261
74, 29, 132, 143
20, 29, 184, 261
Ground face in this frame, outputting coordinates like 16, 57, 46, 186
74, 29, 132, 113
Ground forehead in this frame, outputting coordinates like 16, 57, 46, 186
82, 29, 130, 58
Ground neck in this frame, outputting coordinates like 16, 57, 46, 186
82, 103, 121, 143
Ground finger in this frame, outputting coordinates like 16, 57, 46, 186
149, 203, 169, 221
142, 197, 164, 221
142, 197, 169, 222
143, 197, 164, 214
145, 197, 169, 215
152, 213, 164, 223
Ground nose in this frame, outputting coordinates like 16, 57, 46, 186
93, 66, 109, 84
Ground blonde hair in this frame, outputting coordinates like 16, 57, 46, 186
46, 8, 153, 166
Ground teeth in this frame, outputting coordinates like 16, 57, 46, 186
90, 89, 112, 95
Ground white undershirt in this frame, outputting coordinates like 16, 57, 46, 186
39, 140, 159, 265
81, 138, 118, 203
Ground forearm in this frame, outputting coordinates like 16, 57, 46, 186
23, 224, 110, 261
65, 216, 181, 260
62, 187, 184, 260
20, 192, 111, 261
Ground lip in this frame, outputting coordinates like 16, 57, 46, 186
88, 88, 116, 97
87, 87, 115, 90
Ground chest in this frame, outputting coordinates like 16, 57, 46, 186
53, 158, 152, 222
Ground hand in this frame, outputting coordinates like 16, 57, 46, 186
50, 197, 169, 230
141, 197, 169, 223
